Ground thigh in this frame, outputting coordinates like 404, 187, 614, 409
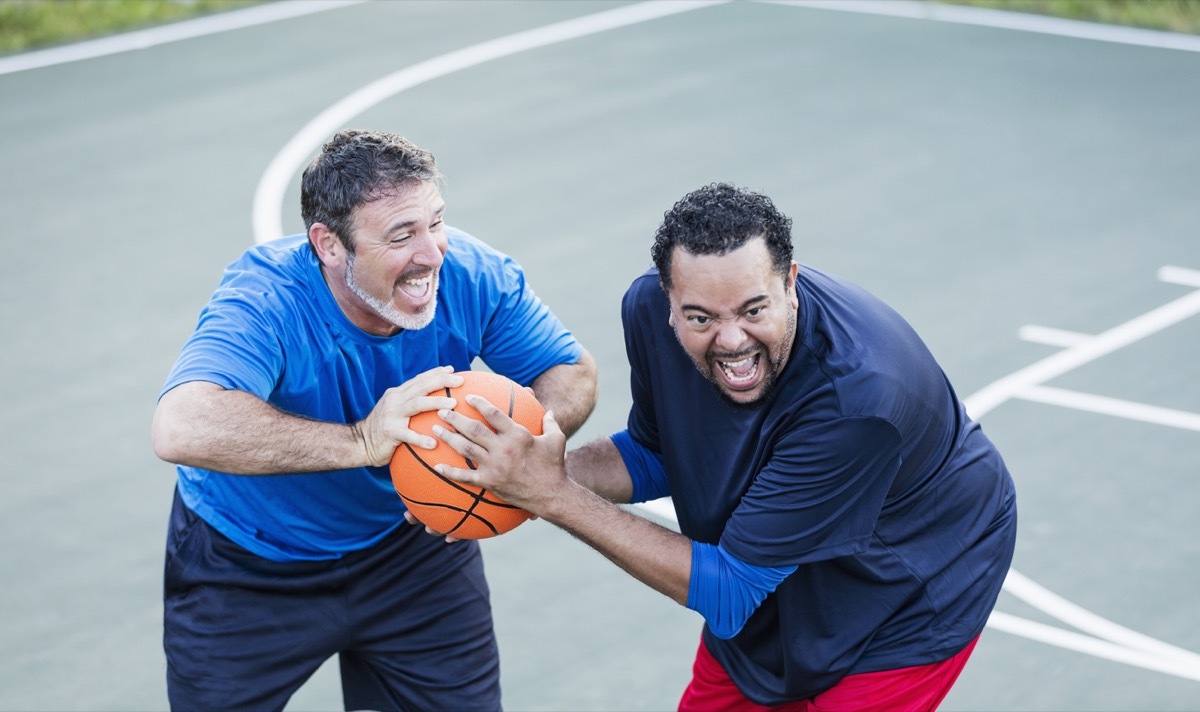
340, 528, 501, 712
163, 491, 344, 712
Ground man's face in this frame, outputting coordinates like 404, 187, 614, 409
331, 180, 448, 335
667, 237, 799, 408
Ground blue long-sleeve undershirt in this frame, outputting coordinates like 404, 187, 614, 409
609, 429, 670, 504
608, 430, 797, 639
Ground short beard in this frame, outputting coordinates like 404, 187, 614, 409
677, 308, 796, 411
344, 249, 437, 331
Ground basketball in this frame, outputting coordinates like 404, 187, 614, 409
389, 370, 544, 539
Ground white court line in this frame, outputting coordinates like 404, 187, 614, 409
1016, 385, 1200, 433
767, 0, 1200, 53
1161, 265, 1200, 288
988, 612, 1200, 682
1018, 325, 1090, 348
1001, 570, 1200, 667
0, 1, 366, 77
251, 0, 728, 244
965, 287, 1200, 420
962, 278, 1200, 676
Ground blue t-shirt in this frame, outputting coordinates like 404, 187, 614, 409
160, 228, 583, 561
621, 266, 1017, 704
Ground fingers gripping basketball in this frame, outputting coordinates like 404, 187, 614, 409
389, 371, 544, 539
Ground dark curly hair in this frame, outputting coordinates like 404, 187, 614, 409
300, 129, 443, 251
651, 183, 794, 292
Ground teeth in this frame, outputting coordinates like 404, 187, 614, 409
399, 275, 432, 298
718, 355, 759, 384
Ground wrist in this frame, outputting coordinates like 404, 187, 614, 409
349, 421, 381, 467
537, 476, 598, 527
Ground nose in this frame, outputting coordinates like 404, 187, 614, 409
713, 320, 748, 352
412, 230, 447, 269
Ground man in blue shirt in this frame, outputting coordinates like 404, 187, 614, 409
435, 183, 1017, 710
151, 129, 597, 711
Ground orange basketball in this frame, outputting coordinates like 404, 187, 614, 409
389, 370, 544, 539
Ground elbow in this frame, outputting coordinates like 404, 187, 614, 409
151, 391, 201, 465
570, 350, 599, 403
574, 349, 600, 411
151, 404, 185, 464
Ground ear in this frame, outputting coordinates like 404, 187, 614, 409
309, 223, 344, 269
787, 262, 799, 308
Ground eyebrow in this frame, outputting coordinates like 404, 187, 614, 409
385, 204, 446, 235
680, 294, 769, 315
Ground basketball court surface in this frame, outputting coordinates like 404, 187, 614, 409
1, 1, 1197, 709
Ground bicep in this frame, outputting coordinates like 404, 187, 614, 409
529, 350, 598, 437
565, 436, 634, 503
152, 381, 260, 462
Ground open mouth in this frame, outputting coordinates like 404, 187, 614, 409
397, 272, 435, 302
715, 352, 761, 390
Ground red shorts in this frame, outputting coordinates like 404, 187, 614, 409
678, 635, 980, 712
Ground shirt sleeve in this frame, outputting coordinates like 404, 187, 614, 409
720, 416, 903, 568
687, 541, 797, 639
159, 271, 284, 401
469, 242, 583, 387
609, 429, 670, 503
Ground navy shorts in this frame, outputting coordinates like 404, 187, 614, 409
163, 488, 501, 711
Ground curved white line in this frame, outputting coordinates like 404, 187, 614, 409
1002, 570, 1200, 667
250, 0, 727, 244
987, 612, 1200, 682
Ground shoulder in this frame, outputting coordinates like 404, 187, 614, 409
207, 235, 321, 323
222, 234, 313, 289
622, 267, 665, 311
437, 226, 530, 303
443, 226, 511, 267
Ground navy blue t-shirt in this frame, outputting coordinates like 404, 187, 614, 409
622, 266, 1017, 703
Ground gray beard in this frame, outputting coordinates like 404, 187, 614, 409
344, 250, 437, 331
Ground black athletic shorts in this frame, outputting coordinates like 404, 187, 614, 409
163, 487, 501, 711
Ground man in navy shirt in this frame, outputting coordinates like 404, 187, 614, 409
437, 182, 1017, 710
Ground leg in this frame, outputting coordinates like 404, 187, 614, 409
338, 526, 501, 712
163, 490, 345, 712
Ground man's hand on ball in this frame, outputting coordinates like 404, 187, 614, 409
433, 395, 568, 514
355, 365, 463, 466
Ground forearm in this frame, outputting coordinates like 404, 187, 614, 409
542, 477, 691, 605
152, 381, 368, 474
529, 350, 597, 438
